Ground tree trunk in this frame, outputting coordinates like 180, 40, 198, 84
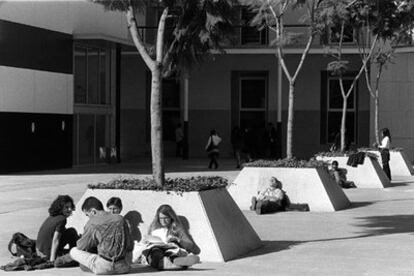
374, 95, 379, 144
286, 83, 295, 159
151, 67, 164, 186
340, 97, 348, 152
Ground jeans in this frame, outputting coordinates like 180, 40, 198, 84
70, 248, 130, 275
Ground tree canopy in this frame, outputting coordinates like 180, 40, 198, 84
94, 0, 236, 76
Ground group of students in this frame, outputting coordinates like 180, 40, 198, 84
33, 195, 200, 274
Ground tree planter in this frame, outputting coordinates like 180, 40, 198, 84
317, 155, 390, 188
67, 187, 261, 262
367, 150, 414, 177
229, 167, 350, 212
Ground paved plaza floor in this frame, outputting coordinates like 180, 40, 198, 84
1, 158, 414, 275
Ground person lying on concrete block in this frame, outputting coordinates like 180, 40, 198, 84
250, 177, 287, 215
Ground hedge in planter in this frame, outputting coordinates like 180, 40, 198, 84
230, 158, 350, 212
67, 176, 261, 262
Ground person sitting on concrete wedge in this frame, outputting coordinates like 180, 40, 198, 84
141, 204, 200, 270
69, 196, 133, 275
330, 160, 356, 189
251, 177, 287, 215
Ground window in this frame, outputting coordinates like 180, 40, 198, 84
326, 78, 357, 143
162, 78, 181, 141
74, 45, 110, 105
239, 76, 267, 129
240, 7, 267, 45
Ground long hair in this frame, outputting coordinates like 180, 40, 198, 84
48, 195, 75, 216
148, 204, 183, 236
381, 128, 391, 142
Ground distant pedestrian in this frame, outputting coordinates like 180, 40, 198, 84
175, 123, 184, 157
266, 123, 277, 158
231, 126, 243, 168
243, 128, 254, 162
205, 129, 222, 169
374, 128, 392, 180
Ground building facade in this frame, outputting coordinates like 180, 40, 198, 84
0, 1, 381, 172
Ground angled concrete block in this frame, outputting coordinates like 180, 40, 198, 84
368, 150, 414, 177
318, 156, 390, 188
229, 167, 350, 212
67, 188, 261, 262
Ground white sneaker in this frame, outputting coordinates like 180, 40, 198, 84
173, 255, 200, 267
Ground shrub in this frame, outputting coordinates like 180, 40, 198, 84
88, 176, 228, 195
243, 158, 329, 169
358, 147, 403, 152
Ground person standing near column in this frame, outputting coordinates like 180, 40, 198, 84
375, 128, 392, 180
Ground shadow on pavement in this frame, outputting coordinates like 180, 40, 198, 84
238, 240, 301, 259
354, 214, 414, 236
347, 201, 375, 210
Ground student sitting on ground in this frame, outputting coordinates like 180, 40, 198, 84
36, 195, 79, 266
69, 196, 133, 275
142, 204, 200, 270
251, 177, 286, 215
330, 160, 356, 189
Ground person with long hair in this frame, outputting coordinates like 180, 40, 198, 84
376, 127, 392, 180
144, 204, 200, 270
36, 195, 78, 262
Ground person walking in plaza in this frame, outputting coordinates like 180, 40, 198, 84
266, 123, 278, 158
143, 204, 200, 270
175, 123, 184, 157
375, 127, 392, 180
36, 195, 79, 263
205, 129, 222, 169
69, 196, 132, 275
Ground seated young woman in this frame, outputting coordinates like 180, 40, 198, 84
142, 204, 200, 270
251, 177, 287, 215
36, 195, 79, 264
330, 160, 356, 189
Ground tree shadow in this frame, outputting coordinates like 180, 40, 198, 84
353, 214, 414, 236
124, 210, 143, 242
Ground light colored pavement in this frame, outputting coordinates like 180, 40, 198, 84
1, 158, 414, 275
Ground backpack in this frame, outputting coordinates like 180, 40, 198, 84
8, 232, 37, 258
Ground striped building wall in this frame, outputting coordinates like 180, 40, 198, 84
0, 1, 129, 171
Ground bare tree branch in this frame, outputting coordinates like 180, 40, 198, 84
126, 6, 155, 71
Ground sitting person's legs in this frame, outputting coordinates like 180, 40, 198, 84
256, 200, 283, 214
70, 247, 120, 275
